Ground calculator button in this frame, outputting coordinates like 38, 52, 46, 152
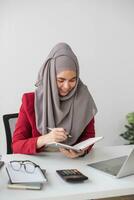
61, 172, 65, 175
66, 170, 70, 175
74, 169, 80, 174
67, 170, 74, 175
63, 170, 69, 175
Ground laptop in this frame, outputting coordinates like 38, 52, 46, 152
87, 148, 134, 178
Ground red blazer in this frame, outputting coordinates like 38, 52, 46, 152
12, 93, 95, 154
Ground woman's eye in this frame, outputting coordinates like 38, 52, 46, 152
70, 79, 76, 83
58, 80, 64, 83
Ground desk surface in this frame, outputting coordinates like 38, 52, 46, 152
0, 145, 134, 200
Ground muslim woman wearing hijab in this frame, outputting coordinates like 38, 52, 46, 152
12, 43, 97, 158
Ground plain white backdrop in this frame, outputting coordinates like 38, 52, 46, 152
0, 0, 134, 154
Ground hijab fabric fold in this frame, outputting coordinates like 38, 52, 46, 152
35, 43, 97, 145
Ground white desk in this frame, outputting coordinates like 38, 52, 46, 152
0, 145, 134, 200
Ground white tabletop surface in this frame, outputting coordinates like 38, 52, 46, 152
0, 145, 134, 200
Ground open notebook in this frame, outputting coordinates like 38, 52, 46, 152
46, 136, 103, 152
6, 163, 47, 184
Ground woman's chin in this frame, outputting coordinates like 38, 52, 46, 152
59, 92, 69, 96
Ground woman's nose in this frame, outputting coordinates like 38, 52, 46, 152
63, 81, 70, 89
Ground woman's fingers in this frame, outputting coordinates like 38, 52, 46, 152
49, 130, 67, 142
69, 149, 85, 157
59, 148, 85, 158
52, 128, 66, 133
46, 127, 70, 143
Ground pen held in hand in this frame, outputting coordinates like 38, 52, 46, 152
47, 127, 72, 138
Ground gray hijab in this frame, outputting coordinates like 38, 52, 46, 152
35, 43, 97, 145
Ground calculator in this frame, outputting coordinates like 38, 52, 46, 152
56, 169, 88, 182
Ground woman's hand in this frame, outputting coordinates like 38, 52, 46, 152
37, 128, 67, 149
59, 148, 87, 158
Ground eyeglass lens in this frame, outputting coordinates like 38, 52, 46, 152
10, 161, 21, 171
24, 162, 35, 173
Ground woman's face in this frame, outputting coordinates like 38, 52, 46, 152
56, 70, 77, 96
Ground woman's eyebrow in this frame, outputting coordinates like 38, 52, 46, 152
71, 76, 77, 79
57, 76, 77, 80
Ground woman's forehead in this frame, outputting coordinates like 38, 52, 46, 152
56, 70, 77, 78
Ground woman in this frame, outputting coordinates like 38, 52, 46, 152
12, 43, 97, 158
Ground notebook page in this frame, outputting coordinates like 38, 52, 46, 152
46, 136, 103, 151
6, 163, 47, 183
73, 137, 103, 150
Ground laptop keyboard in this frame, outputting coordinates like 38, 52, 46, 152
89, 156, 127, 176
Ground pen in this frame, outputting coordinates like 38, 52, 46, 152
47, 127, 72, 138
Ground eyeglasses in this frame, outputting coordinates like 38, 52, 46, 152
10, 160, 40, 173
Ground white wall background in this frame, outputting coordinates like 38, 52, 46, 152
0, 0, 134, 154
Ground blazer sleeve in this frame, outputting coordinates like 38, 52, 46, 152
74, 118, 95, 153
12, 96, 41, 154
